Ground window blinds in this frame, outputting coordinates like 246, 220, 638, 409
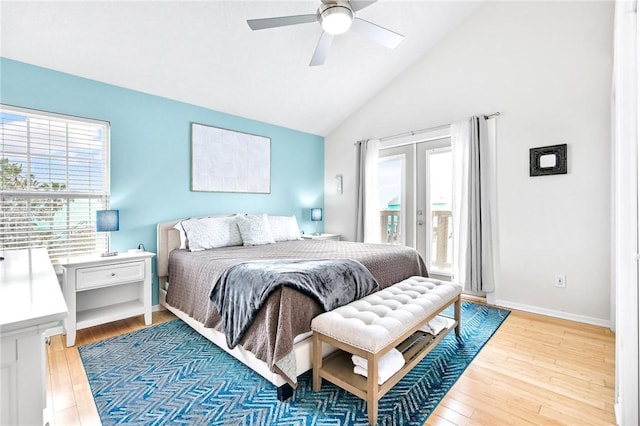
0, 105, 110, 262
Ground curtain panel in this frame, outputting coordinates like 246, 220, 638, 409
451, 116, 496, 292
355, 139, 381, 243
611, 0, 639, 423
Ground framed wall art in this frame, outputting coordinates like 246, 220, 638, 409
191, 123, 271, 193
529, 144, 567, 177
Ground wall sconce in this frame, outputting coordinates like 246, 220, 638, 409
96, 209, 119, 257
335, 174, 343, 194
311, 208, 323, 235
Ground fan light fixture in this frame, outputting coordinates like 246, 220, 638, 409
320, 5, 353, 35
246, 0, 405, 66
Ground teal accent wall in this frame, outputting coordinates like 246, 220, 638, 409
0, 58, 325, 304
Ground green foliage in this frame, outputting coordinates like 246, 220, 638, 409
0, 158, 28, 189
0, 158, 68, 250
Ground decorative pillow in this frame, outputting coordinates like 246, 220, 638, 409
236, 213, 275, 246
268, 215, 302, 242
179, 216, 243, 251
173, 222, 188, 249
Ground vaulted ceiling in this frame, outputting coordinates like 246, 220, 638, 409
1, 1, 482, 136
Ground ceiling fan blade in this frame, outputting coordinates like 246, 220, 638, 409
247, 14, 317, 31
310, 32, 334, 66
351, 18, 404, 49
349, 0, 378, 12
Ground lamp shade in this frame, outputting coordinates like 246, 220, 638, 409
311, 208, 323, 222
96, 210, 119, 232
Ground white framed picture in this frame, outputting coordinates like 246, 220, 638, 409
191, 123, 271, 193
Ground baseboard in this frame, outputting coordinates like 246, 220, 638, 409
45, 324, 65, 338
462, 293, 486, 303
491, 299, 611, 328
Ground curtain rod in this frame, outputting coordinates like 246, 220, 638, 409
378, 111, 501, 143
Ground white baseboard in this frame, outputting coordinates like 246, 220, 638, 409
462, 293, 487, 303
45, 324, 65, 338
491, 298, 611, 328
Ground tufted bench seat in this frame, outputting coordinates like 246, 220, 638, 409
311, 276, 462, 425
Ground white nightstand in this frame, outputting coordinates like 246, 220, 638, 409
301, 233, 341, 241
61, 251, 155, 347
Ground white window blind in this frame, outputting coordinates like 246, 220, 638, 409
0, 105, 110, 262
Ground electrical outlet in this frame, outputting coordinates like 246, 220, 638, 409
555, 274, 566, 288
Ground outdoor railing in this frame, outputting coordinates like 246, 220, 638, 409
379, 209, 452, 272
431, 210, 452, 272
380, 209, 401, 245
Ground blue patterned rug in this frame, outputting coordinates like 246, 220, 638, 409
79, 301, 509, 425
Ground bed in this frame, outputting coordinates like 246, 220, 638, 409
156, 215, 428, 399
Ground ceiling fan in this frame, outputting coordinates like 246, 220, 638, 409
247, 0, 404, 66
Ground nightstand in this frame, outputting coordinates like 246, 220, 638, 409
301, 233, 341, 241
61, 251, 155, 347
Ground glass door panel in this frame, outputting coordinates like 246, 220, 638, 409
428, 150, 453, 274
416, 138, 452, 276
378, 145, 415, 248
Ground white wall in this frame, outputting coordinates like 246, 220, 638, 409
325, 1, 613, 324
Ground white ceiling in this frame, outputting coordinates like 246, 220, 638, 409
1, 1, 482, 136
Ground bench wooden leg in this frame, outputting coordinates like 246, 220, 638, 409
368, 397, 378, 425
312, 332, 322, 392
367, 352, 379, 425
454, 296, 461, 337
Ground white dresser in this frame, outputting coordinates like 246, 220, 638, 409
0, 248, 68, 426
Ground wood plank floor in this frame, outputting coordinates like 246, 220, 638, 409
45, 305, 615, 425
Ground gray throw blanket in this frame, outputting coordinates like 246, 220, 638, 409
210, 258, 379, 349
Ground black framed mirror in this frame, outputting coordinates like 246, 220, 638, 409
529, 144, 567, 176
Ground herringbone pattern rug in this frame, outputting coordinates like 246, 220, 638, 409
79, 301, 509, 425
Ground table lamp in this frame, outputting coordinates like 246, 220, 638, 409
311, 208, 323, 236
96, 209, 119, 257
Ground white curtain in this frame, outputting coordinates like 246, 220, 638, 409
355, 139, 381, 243
451, 116, 496, 292
612, 0, 639, 424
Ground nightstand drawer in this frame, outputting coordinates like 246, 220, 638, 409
76, 261, 145, 291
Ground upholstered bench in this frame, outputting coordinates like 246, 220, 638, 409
311, 276, 462, 425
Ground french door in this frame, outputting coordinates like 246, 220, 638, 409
378, 137, 452, 277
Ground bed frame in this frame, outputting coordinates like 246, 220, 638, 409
156, 217, 335, 400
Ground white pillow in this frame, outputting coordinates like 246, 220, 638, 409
236, 213, 275, 246
268, 215, 302, 242
173, 222, 188, 249
179, 216, 243, 251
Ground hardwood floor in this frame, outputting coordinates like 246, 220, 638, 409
46, 305, 615, 425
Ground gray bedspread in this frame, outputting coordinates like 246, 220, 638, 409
166, 239, 428, 387
211, 259, 379, 349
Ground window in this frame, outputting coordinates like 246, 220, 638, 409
0, 105, 110, 262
